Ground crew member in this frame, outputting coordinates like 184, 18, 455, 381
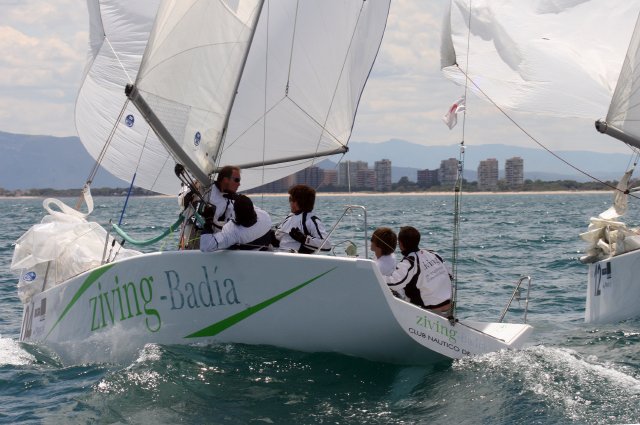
385, 226, 452, 312
371, 227, 397, 276
200, 194, 272, 252
273, 184, 331, 254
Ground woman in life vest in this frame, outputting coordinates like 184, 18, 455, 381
273, 184, 331, 254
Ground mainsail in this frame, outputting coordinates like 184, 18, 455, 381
442, 0, 640, 124
127, 0, 391, 191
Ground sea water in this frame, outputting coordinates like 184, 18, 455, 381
0, 193, 638, 424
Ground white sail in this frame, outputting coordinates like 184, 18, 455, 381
131, 0, 391, 190
602, 13, 640, 146
442, 0, 640, 121
76, 1, 181, 195
132, 0, 263, 185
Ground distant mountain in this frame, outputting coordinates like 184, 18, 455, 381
0, 132, 631, 189
0, 131, 125, 190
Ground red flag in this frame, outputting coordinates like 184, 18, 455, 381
442, 96, 466, 129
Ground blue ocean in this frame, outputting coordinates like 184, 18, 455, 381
0, 193, 638, 424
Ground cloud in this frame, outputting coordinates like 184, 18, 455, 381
0, 0, 631, 159
0, 1, 86, 135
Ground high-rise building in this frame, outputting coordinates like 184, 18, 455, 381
374, 159, 392, 191
357, 168, 376, 190
294, 166, 324, 188
417, 169, 439, 188
505, 157, 524, 188
250, 174, 295, 193
322, 169, 338, 187
477, 158, 499, 191
438, 158, 459, 187
338, 161, 368, 188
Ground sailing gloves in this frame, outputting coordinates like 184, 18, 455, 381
289, 227, 306, 244
201, 204, 216, 234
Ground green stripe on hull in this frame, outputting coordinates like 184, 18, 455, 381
45, 264, 114, 340
185, 267, 336, 339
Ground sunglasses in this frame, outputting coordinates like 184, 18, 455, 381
231, 177, 241, 183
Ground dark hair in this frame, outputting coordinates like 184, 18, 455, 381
216, 165, 240, 183
233, 194, 257, 227
371, 227, 397, 256
288, 184, 316, 212
398, 226, 420, 252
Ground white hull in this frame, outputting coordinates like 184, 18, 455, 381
20, 251, 532, 365
586, 250, 640, 323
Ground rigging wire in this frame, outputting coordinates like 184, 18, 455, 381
448, 0, 474, 323
452, 64, 640, 201
76, 99, 130, 210
258, 0, 271, 208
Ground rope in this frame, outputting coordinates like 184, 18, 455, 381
112, 214, 185, 247
453, 64, 640, 200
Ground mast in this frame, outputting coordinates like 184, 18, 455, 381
209, 0, 266, 175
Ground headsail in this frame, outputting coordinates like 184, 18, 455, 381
76, 1, 180, 195
442, 1, 640, 121
128, 0, 391, 191
597, 13, 640, 149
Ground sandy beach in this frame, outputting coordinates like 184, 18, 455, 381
254, 190, 611, 197
0, 190, 613, 200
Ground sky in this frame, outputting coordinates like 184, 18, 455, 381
0, 0, 636, 164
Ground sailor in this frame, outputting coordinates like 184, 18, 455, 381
385, 226, 452, 312
370, 227, 397, 276
200, 194, 272, 251
273, 184, 331, 254
206, 165, 242, 232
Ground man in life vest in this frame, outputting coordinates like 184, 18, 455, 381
200, 194, 272, 251
385, 226, 452, 312
178, 165, 242, 249
205, 165, 242, 232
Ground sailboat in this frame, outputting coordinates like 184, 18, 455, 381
442, 0, 640, 324
11, 0, 532, 365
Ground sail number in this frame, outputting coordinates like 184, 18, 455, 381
593, 261, 612, 297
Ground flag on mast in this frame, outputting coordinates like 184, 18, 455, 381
443, 96, 466, 129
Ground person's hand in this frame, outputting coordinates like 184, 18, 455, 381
202, 204, 216, 220
289, 227, 306, 243
201, 204, 216, 234
183, 191, 194, 207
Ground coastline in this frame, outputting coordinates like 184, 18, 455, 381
252, 190, 612, 197
0, 190, 613, 200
